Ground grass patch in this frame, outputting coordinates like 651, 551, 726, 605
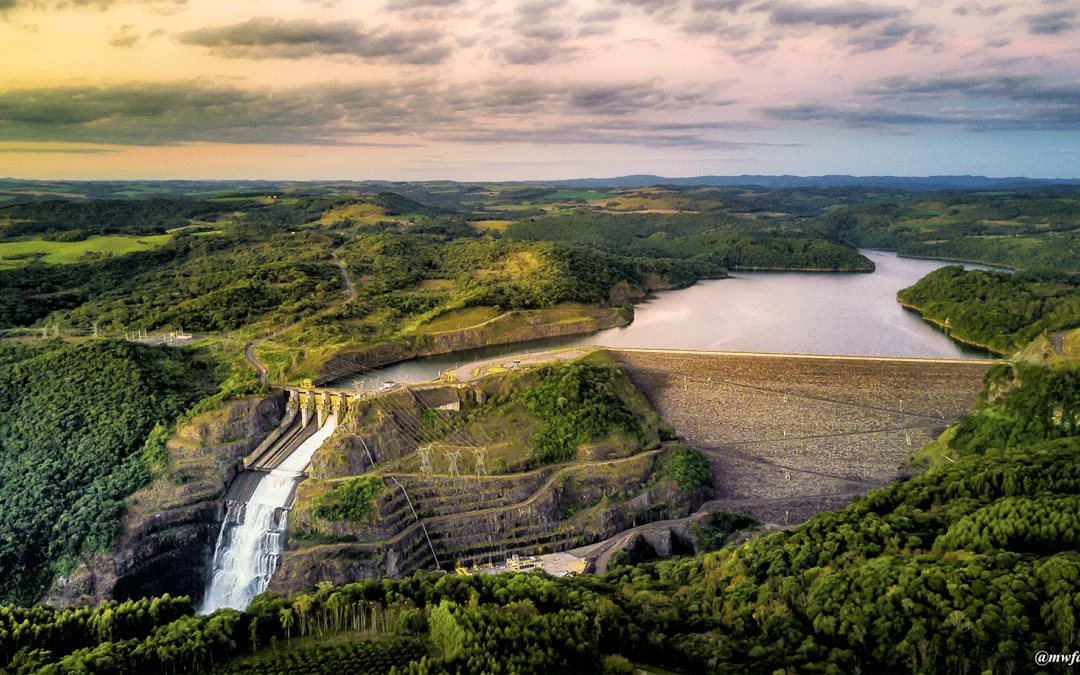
416, 306, 501, 334
0, 234, 172, 268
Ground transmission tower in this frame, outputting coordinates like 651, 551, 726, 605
472, 447, 488, 478
419, 445, 434, 475
444, 448, 461, 478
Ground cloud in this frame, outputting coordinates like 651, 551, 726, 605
0, 79, 737, 147
51, 0, 188, 12
108, 25, 140, 48
682, 13, 755, 39
762, 103, 942, 126
580, 8, 622, 21
952, 2, 1006, 16
693, 0, 751, 10
614, 0, 679, 15
0, 0, 18, 9
764, 73, 1080, 131
176, 18, 451, 64
385, 0, 461, 9
755, 0, 907, 28
861, 72, 1080, 105
844, 20, 938, 52
498, 44, 564, 64
0, 146, 118, 153
494, 0, 578, 65
1023, 9, 1077, 34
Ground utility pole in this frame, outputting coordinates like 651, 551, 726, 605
419, 445, 434, 476
444, 448, 460, 478
472, 447, 488, 478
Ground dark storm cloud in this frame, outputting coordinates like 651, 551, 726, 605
1023, 9, 1077, 33
176, 18, 451, 64
0, 79, 736, 147
755, 0, 907, 28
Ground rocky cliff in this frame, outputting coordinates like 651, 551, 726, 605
45, 394, 286, 607
315, 307, 629, 385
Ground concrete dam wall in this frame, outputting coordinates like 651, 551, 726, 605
608, 348, 994, 525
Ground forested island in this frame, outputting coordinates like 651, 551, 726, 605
1, 180, 1080, 674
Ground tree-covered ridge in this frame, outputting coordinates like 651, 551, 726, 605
0, 225, 344, 331
947, 363, 1080, 457
897, 265, 1080, 353
815, 188, 1080, 271
506, 212, 873, 271
0, 340, 217, 605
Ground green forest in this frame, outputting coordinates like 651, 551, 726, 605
0, 340, 218, 605
814, 188, 1080, 271
897, 265, 1080, 353
504, 213, 872, 271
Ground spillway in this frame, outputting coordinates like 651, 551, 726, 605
200, 414, 337, 613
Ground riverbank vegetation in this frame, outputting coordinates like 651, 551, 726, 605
897, 265, 1080, 353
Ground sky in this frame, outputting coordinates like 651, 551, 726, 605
1, 0, 1078, 180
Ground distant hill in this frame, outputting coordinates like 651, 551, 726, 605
540, 175, 1080, 191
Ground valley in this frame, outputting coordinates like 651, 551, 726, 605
1, 181, 1079, 674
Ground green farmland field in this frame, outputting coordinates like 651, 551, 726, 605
0, 234, 172, 268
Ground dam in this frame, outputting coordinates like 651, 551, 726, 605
606, 348, 995, 523
200, 398, 341, 613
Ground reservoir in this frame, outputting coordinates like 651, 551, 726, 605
331, 251, 998, 388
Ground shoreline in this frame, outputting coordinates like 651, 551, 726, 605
897, 300, 1008, 355
729, 265, 875, 273
892, 252, 1020, 272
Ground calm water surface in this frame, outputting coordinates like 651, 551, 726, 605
575, 251, 999, 358
331, 251, 997, 388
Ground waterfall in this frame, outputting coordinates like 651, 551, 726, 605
200, 414, 337, 613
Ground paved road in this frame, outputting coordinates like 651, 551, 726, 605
244, 340, 270, 385
331, 251, 357, 304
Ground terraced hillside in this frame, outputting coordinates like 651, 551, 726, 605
270, 355, 710, 595
609, 349, 994, 524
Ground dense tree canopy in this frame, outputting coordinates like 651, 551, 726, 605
0, 340, 216, 604
898, 265, 1080, 352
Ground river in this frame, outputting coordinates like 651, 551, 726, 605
330, 251, 999, 388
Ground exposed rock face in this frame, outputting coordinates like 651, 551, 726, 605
316, 308, 628, 384
45, 394, 286, 607
271, 450, 698, 597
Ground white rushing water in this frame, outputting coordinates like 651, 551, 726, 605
200, 414, 337, 613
